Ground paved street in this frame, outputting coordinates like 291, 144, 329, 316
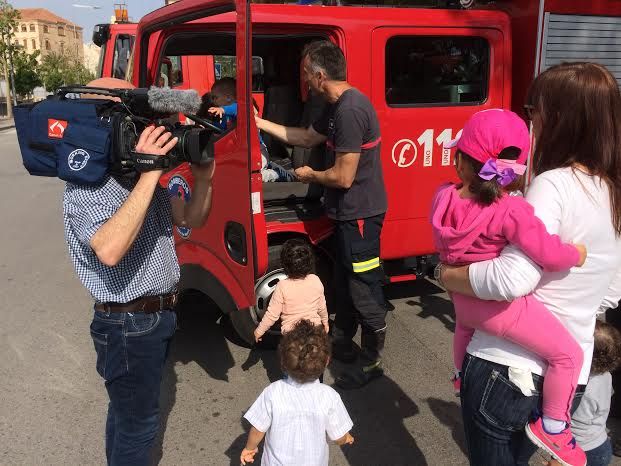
0, 127, 618, 466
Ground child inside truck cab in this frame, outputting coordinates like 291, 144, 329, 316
430, 109, 588, 466
208, 78, 294, 182
254, 239, 329, 343
240, 320, 354, 466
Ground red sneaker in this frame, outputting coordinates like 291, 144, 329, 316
525, 417, 586, 466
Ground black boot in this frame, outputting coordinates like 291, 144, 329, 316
336, 329, 386, 389
331, 326, 357, 364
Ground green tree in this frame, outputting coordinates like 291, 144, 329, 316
0, 1, 20, 117
40, 52, 94, 93
65, 59, 95, 86
14, 49, 41, 99
39, 52, 64, 92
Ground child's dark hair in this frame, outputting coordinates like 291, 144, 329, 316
212, 77, 236, 97
591, 320, 621, 375
281, 239, 314, 279
459, 146, 522, 206
278, 320, 330, 383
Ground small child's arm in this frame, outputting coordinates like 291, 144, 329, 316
254, 282, 284, 341
207, 106, 225, 119
221, 103, 238, 117
503, 200, 585, 272
317, 281, 329, 333
240, 426, 265, 465
334, 432, 354, 446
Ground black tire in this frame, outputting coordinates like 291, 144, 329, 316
229, 239, 333, 348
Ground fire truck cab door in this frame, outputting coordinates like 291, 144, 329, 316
137, 0, 258, 311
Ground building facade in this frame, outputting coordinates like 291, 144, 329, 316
14, 9, 84, 62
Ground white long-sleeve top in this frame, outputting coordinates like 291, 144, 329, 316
467, 168, 621, 384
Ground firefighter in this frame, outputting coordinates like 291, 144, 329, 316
255, 40, 388, 389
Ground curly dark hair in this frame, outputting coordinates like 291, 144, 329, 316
278, 320, 330, 383
280, 239, 314, 279
591, 320, 621, 375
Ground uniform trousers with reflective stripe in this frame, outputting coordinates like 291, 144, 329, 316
333, 213, 387, 363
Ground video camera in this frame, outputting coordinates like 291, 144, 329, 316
15, 86, 223, 186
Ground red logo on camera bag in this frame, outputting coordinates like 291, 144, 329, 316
48, 119, 67, 139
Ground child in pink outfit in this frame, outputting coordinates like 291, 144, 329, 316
431, 109, 587, 465
254, 239, 329, 342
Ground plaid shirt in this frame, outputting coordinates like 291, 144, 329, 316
63, 175, 179, 303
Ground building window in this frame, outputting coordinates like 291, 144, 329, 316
58, 26, 65, 36
60, 42, 64, 55
29, 24, 35, 32
385, 36, 489, 106
23, 39, 27, 48
20, 24, 26, 32
45, 40, 50, 51
31, 39, 36, 49
43, 25, 49, 33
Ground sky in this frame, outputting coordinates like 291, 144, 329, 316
9, 0, 164, 43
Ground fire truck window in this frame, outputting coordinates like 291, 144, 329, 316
385, 36, 489, 106
214, 55, 264, 92
112, 35, 135, 80
167, 56, 184, 87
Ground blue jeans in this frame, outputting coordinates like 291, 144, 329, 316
460, 354, 585, 466
267, 161, 296, 182
90, 309, 176, 466
586, 438, 613, 466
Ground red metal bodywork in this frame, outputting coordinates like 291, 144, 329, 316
131, 0, 621, 313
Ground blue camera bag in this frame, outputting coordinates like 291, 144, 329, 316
15, 98, 114, 185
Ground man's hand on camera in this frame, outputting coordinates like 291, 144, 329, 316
190, 160, 216, 181
135, 125, 178, 174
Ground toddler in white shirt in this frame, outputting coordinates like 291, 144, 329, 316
240, 320, 354, 465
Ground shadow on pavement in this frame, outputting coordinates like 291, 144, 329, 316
385, 279, 455, 333
426, 397, 467, 456
418, 293, 456, 333
152, 291, 239, 465
241, 347, 282, 382
225, 419, 260, 466
329, 364, 428, 466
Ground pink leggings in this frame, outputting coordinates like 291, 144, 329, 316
453, 293, 583, 423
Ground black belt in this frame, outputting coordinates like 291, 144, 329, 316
94, 292, 178, 314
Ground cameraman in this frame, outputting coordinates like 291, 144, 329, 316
63, 78, 215, 465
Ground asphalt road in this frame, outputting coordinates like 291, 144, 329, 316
0, 128, 618, 466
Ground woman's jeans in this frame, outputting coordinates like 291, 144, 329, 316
90, 309, 177, 466
585, 438, 613, 466
460, 354, 585, 466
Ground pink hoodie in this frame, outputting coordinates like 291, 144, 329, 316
430, 183, 580, 270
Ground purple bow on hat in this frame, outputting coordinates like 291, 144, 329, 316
478, 159, 518, 187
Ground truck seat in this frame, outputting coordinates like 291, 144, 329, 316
261, 85, 302, 161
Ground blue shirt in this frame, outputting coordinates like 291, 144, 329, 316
218, 102, 267, 146
63, 175, 180, 303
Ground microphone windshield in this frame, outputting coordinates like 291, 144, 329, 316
147, 87, 202, 115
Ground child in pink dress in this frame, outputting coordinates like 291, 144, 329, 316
254, 239, 329, 342
431, 109, 588, 466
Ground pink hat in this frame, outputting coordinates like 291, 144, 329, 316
446, 109, 530, 167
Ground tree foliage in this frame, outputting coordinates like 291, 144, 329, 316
0, 0, 19, 114
39, 52, 94, 93
14, 49, 41, 97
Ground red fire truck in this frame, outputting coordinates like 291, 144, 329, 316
93, 22, 137, 80
129, 0, 621, 344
